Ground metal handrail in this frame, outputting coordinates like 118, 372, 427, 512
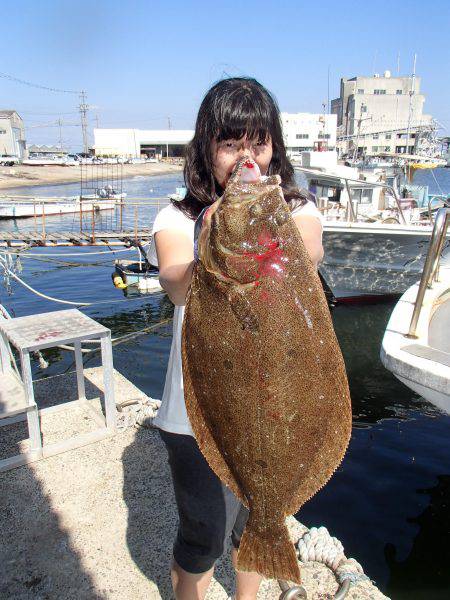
295, 166, 406, 225
427, 195, 450, 223
407, 207, 450, 338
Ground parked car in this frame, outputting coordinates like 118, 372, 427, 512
0, 155, 20, 166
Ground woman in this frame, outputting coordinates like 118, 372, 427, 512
149, 77, 323, 600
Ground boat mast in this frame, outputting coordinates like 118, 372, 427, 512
405, 54, 417, 156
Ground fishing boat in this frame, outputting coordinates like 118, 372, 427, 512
381, 208, 450, 414
296, 151, 450, 299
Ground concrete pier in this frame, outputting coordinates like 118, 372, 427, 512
0, 368, 389, 599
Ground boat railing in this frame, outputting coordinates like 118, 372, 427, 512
407, 207, 450, 338
295, 166, 407, 224
427, 194, 450, 222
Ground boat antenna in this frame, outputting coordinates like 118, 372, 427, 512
405, 53, 417, 157
327, 65, 330, 114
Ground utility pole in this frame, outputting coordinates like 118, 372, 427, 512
167, 116, 172, 130
79, 90, 89, 155
353, 103, 371, 161
95, 115, 99, 129
57, 118, 63, 151
405, 54, 417, 156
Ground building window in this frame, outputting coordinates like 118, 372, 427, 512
358, 89, 364, 94
361, 105, 367, 113
296, 134, 309, 139
372, 146, 379, 152
318, 133, 331, 139
0, 129, 6, 134
373, 133, 379, 139
384, 146, 391, 152
374, 89, 386, 95
385, 133, 391, 140
396, 90, 402, 95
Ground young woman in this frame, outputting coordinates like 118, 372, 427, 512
149, 77, 324, 600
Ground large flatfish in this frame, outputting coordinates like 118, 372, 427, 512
181, 157, 352, 583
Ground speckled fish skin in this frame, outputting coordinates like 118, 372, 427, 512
181, 158, 352, 583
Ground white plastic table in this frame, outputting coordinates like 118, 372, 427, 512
0, 309, 116, 471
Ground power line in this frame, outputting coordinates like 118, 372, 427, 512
0, 72, 80, 95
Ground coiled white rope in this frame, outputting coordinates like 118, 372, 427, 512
116, 397, 161, 431
296, 526, 370, 586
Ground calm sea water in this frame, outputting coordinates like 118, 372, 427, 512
1, 170, 450, 599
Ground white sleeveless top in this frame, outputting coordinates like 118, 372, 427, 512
148, 201, 323, 436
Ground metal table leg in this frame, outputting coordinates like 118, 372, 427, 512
74, 340, 86, 401
100, 333, 116, 431
20, 350, 43, 458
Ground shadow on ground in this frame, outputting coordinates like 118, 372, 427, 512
0, 396, 106, 599
122, 427, 236, 600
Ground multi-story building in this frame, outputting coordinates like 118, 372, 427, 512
331, 71, 433, 157
0, 110, 27, 158
281, 113, 337, 156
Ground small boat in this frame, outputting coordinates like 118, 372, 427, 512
167, 187, 187, 202
380, 208, 450, 414
0, 196, 119, 219
112, 242, 162, 294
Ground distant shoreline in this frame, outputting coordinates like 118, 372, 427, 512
0, 161, 184, 192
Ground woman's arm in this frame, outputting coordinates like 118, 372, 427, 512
154, 230, 194, 306
292, 214, 324, 269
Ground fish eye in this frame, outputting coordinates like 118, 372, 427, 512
275, 209, 289, 225
249, 204, 263, 217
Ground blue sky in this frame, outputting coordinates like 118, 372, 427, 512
1, 0, 449, 150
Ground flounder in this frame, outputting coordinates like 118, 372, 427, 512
181, 157, 352, 583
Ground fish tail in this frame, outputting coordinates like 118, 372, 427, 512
237, 516, 301, 584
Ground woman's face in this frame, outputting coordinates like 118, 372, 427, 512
211, 135, 273, 189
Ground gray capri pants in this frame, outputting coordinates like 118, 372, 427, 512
159, 429, 249, 574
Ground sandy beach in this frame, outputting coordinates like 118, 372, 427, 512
0, 161, 184, 191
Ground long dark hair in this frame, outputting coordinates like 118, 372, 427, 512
175, 77, 308, 219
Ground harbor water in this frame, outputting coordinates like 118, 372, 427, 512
1, 170, 450, 599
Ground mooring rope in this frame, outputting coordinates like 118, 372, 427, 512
296, 526, 370, 586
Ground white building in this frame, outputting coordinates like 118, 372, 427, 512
0, 110, 27, 158
331, 71, 434, 156
93, 128, 194, 158
281, 113, 337, 157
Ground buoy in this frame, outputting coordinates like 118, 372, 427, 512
112, 272, 127, 289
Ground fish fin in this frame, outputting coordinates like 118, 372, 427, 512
237, 517, 301, 584
181, 318, 246, 505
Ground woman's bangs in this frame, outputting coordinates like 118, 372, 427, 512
214, 96, 272, 144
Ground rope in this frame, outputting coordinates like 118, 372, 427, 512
431, 168, 445, 196
2, 247, 138, 258
116, 397, 161, 430
0, 259, 161, 307
296, 526, 370, 586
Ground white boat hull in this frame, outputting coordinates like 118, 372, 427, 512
0, 198, 118, 219
321, 221, 450, 298
380, 267, 450, 414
